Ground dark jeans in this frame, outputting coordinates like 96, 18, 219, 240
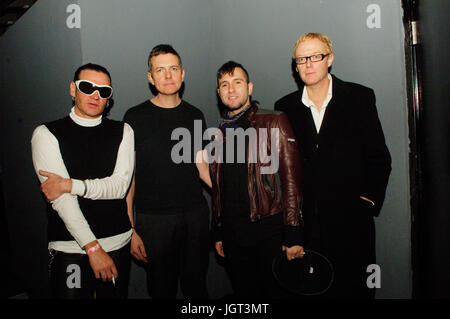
136, 202, 210, 299
48, 243, 130, 299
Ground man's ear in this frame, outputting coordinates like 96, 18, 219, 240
70, 81, 76, 99
147, 72, 155, 85
248, 82, 254, 96
327, 53, 334, 68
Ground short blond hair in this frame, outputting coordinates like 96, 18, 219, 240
292, 33, 333, 58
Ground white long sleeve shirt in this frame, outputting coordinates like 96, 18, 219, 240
31, 108, 134, 253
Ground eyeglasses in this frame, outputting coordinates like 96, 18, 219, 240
295, 54, 330, 65
75, 80, 113, 99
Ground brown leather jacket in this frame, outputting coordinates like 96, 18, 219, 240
210, 104, 304, 246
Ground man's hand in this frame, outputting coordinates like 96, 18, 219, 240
215, 241, 225, 257
196, 150, 212, 188
85, 242, 118, 282
130, 230, 148, 263
283, 245, 305, 261
39, 170, 72, 201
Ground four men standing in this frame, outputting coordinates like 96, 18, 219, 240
31, 33, 391, 299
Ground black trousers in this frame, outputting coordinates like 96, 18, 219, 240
136, 202, 210, 299
48, 243, 131, 299
222, 231, 293, 299
303, 200, 377, 299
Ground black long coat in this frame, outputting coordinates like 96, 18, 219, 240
275, 75, 391, 298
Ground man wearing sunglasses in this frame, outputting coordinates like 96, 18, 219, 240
31, 63, 134, 299
275, 33, 391, 298
123, 45, 210, 299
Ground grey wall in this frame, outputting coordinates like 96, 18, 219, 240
78, 0, 217, 126
0, 0, 411, 298
0, 0, 82, 297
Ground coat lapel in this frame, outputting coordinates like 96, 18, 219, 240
317, 75, 347, 143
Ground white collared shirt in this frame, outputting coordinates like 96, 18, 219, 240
31, 108, 134, 253
301, 74, 333, 133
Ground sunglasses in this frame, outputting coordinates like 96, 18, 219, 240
75, 80, 113, 99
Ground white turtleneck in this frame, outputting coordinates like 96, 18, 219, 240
31, 108, 134, 253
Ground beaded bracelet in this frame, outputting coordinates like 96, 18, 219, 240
86, 243, 101, 255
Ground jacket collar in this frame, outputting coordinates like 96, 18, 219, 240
246, 103, 259, 121
329, 74, 348, 102
296, 74, 347, 139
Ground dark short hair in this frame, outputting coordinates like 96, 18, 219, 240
216, 61, 250, 87
73, 63, 112, 82
148, 44, 182, 71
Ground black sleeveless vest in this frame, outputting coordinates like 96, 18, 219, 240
45, 116, 130, 242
